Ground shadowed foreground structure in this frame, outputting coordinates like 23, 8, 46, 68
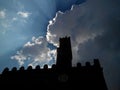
0, 37, 108, 90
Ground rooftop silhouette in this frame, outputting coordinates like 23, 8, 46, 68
0, 36, 108, 90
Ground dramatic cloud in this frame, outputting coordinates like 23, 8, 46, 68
46, 4, 105, 64
46, 0, 120, 90
11, 36, 56, 68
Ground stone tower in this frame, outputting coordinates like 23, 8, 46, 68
56, 36, 72, 69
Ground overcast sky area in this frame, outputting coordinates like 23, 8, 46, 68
0, 0, 120, 90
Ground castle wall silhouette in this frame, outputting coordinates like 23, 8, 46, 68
0, 37, 108, 90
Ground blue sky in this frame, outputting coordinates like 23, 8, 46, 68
0, 0, 120, 90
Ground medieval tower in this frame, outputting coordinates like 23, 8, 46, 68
56, 36, 72, 69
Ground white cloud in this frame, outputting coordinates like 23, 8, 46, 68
0, 10, 6, 19
11, 51, 26, 66
17, 11, 31, 18
24, 41, 35, 47
11, 36, 56, 68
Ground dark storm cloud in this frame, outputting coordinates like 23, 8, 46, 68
78, 32, 120, 90
56, 0, 85, 12
78, 17, 120, 90
47, 0, 120, 90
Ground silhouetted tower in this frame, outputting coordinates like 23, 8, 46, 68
56, 36, 72, 69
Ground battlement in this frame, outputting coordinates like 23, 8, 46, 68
1, 59, 101, 74
2, 59, 101, 74
0, 37, 108, 90
59, 36, 71, 47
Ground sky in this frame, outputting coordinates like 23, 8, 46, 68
0, 0, 120, 90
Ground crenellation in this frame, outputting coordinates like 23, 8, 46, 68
35, 65, 41, 70
11, 67, 17, 72
1, 59, 104, 73
93, 59, 101, 67
2, 67, 9, 74
43, 64, 48, 69
0, 37, 108, 90
85, 62, 91, 67
27, 66, 33, 70
77, 62, 82, 68
19, 66, 25, 71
